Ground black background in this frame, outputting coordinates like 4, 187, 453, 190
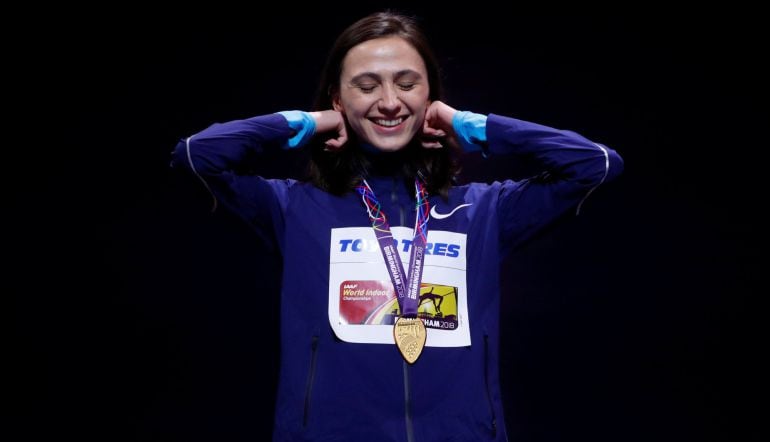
9, 5, 764, 441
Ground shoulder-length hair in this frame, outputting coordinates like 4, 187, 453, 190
308, 11, 458, 198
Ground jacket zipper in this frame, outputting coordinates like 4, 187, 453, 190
484, 335, 498, 437
403, 361, 415, 442
303, 335, 319, 429
393, 179, 414, 441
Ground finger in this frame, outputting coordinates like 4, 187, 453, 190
421, 140, 443, 149
324, 139, 344, 151
325, 133, 350, 151
422, 127, 446, 137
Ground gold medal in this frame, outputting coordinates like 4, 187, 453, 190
393, 317, 427, 364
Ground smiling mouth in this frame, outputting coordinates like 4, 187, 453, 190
370, 116, 408, 127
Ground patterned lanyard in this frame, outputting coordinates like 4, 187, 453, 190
355, 178, 429, 317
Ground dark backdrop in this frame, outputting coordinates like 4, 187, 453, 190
9, 6, 764, 441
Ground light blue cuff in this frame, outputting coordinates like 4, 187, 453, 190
277, 110, 316, 149
452, 110, 488, 153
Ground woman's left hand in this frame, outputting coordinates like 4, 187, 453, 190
421, 101, 458, 149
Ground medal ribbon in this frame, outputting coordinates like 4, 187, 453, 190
356, 178, 430, 317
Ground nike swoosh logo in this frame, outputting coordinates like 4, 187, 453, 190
430, 203, 472, 220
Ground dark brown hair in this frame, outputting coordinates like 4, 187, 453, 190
309, 11, 457, 198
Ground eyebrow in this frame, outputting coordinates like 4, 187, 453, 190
349, 69, 423, 83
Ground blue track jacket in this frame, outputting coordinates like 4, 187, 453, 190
171, 113, 623, 441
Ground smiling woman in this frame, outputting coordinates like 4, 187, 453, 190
333, 36, 430, 152
308, 12, 453, 198
170, 10, 623, 441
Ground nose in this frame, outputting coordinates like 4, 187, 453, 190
377, 84, 402, 114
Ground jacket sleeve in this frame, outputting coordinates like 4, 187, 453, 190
170, 113, 296, 251
487, 114, 624, 254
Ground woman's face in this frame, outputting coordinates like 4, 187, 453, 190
333, 36, 430, 152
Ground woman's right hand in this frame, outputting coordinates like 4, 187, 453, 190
310, 110, 348, 150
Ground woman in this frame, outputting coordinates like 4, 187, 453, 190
172, 11, 623, 441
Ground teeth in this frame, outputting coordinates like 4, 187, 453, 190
374, 117, 405, 127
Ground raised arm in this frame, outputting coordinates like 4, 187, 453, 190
171, 111, 346, 181
171, 114, 293, 185
424, 101, 624, 254
170, 114, 296, 249
170, 111, 346, 249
